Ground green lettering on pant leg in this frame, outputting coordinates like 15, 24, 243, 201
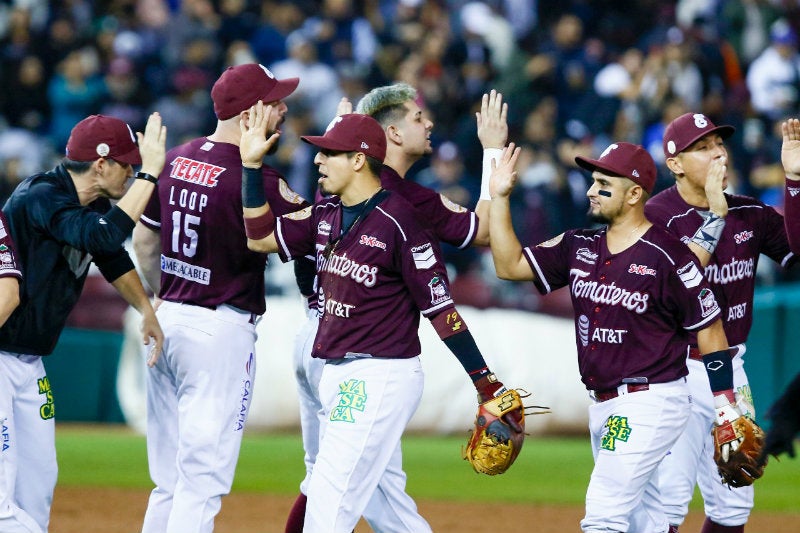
601, 415, 632, 451
38, 376, 55, 420
330, 379, 367, 423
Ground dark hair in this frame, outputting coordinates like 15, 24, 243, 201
61, 158, 94, 173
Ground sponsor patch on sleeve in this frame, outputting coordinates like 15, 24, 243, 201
412, 242, 436, 269
677, 261, 702, 288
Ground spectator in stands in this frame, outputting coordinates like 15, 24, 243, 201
747, 18, 800, 123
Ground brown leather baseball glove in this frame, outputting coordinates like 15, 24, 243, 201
712, 401, 767, 487
462, 388, 549, 475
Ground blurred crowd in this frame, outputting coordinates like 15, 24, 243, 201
2, 0, 800, 312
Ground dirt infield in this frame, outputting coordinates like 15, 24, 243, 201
51, 486, 796, 533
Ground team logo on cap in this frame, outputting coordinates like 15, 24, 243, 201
693, 113, 708, 129
96, 143, 110, 157
360, 141, 369, 149
600, 143, 618, 159
667, 140, 677, 155
325, 116, 343, 132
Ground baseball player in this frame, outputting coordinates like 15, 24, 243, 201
240, 105, 520, 533
283, 84, 508, 532
131, 64, 310, 533
0, 113, 166, 533
645, 113, 800, 533
489, 141, 731, 533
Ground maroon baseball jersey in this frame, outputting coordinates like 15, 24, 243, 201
141, 137, 309, 315
525, 225, 721, 391
646, 186, 798, 345
275, 191, 455, 359
0, 211, 21, 281
380, 166, 477, 248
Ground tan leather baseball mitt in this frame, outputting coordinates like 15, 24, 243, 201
462, 389, 549, 475
712, 415, 767, 487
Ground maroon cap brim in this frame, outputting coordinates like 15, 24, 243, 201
301, 135, 353, 153
680, 125, 735, 153
575, 156, 625, 178
263, 77, 299, 103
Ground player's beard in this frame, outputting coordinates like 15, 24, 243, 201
587, 203, 621, 225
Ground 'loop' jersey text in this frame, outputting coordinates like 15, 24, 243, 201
141, 138, 309, 315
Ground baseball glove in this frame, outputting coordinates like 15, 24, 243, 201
462, 388, 549, 475
712, 411, 767, 488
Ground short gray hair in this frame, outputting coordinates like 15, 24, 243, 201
355, 83, 418, 126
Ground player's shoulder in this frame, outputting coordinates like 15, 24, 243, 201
165, 136, 209, 159
724, 192, 770, 210
640, 224, 694, 262
371, 191, 426, 234
644, 185, 683, 221
23, 169, 72, 201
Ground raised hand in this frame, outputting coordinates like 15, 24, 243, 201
489, 143, 521, 198
336, 97, 353, 117
781, 118, 800, 181
239, 101, 280, 168
705, 155, 728, 218
476, 89, 508, 149
137, 112, 167, 177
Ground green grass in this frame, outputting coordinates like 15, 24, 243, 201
55, 424, 800, 512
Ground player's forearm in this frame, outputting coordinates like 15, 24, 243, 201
686, 242, 713, 267
472, 200, 490, 246
696, 318, 729, 355
697, 319, 734, 399
241, 165, 279, 253
114, 177, 159, 224
0, 277, 20, 328
489, 195, 533, 281
132, 223, 162, 295
111, 269, 157, 317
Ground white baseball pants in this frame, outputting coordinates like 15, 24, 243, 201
582, 378, 691, 533
0, 352, 56, 533
141, 301, 257, 533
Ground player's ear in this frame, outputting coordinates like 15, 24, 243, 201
386, 124, 402, 146
665, 155, 683, 176
351, 152, 366, 171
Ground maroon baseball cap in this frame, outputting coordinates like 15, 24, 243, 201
663, 112, 735, 158
211, 63, 299, 120
575, 142, 657, 194
65, 115, 141, 165
301, 114, 387, 162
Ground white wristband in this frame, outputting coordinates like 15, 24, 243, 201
691, 211, 725, 254
480, 148, 503, 201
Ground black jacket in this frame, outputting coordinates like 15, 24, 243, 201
0, 164, 135, 355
